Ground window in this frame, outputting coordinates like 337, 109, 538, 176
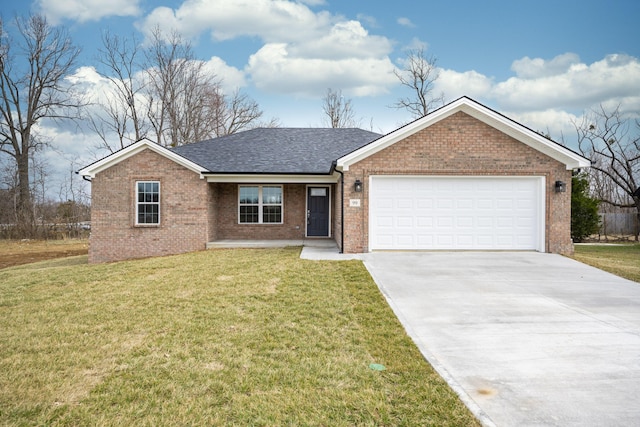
136, 181, 160, 225
239, 185, 282, 224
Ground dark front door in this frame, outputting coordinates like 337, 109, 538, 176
307, 187, 330, 237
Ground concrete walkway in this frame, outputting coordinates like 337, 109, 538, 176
362, 252, 640, 427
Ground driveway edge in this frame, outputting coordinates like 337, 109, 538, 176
363, 259, 497, 427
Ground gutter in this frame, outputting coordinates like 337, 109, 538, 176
75, 170, 92, 183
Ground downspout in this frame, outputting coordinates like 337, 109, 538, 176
334, 167, 345, 254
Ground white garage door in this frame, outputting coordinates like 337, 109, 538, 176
370, 176, 544, 251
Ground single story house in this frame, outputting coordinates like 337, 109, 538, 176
78, 96, 590, 263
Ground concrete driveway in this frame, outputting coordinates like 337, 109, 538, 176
363, 251, 640, 427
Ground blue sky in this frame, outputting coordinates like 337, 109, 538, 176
1, 0, 639, 194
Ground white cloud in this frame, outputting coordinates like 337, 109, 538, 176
493, 54, 640, 112
138, 0, 396, 98
507, 109, 579, 141
402, 37, 429, 53
438, 54, 640, 116
397, 17, 415, 28
511, 53, 581, 79
65, 66, 115, 108
247, 43, 396, 97
202, 57, 247, 92
287, 21, 392, 60
138, 0, 334, 43
356, 13, 378, 28
427, 53, 640, 141
36, 0, 141, 24
436, 69, 494, 101
65, 65, 108, 87
297, 0, 326, 5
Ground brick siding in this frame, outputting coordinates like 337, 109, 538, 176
89, 149, 211, 263
341, 111, 573, 254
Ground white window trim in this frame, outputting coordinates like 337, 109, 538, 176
135, 180, 161, 226
238, 185, 284, 224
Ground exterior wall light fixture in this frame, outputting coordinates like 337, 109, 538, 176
555, 180, 566, 193
354, 179, 363, 192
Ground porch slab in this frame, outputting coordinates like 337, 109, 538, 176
206, 239, 304, 249
206, 238, 337, 250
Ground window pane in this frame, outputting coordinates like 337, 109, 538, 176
262, 205, 282, 223
239, 205, 259, 223
138, 204, 159, 224
239, 186, 259, 204
137, 181, 160, 224
262, 186, 282, 204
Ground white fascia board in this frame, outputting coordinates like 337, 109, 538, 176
337, 97, 590, 171
205, 173, 339, 184
78, 140, 207, 178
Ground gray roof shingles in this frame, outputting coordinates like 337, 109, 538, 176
171, 128, 381, 174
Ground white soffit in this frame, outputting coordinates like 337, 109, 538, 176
78, 139, 206, 178
337, 97, 590, 171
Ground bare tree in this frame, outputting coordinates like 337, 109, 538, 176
574, 104, 640, 240
0, 14, 82, 236
212, 88, 266, 136
145, 28, 234, 147
392, 48, 444, 118
90, 31, 148, 153
321, 88, 359, 128
89, 27, 269, 150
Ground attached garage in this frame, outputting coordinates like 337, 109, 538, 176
369, 176, 545, 251
336, 97, 591, 255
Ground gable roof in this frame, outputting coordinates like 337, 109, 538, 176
337, 96, 590, 171
77, 138, 207, 179
172, 128, 381, 175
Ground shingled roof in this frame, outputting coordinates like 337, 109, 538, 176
171, 127, 381, 174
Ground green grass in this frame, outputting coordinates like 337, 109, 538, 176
0, 248, 479, 426
573, 244, 640, 283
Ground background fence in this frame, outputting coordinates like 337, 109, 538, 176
599, 212, 638, 238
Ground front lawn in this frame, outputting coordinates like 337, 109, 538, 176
573, 243, 640, 283
0, 248, 479, 426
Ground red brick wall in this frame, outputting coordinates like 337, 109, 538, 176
208, 183, 218, 242
89, 149, 210, 263
342, 111, 573, 254
214, 183, 307, 240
